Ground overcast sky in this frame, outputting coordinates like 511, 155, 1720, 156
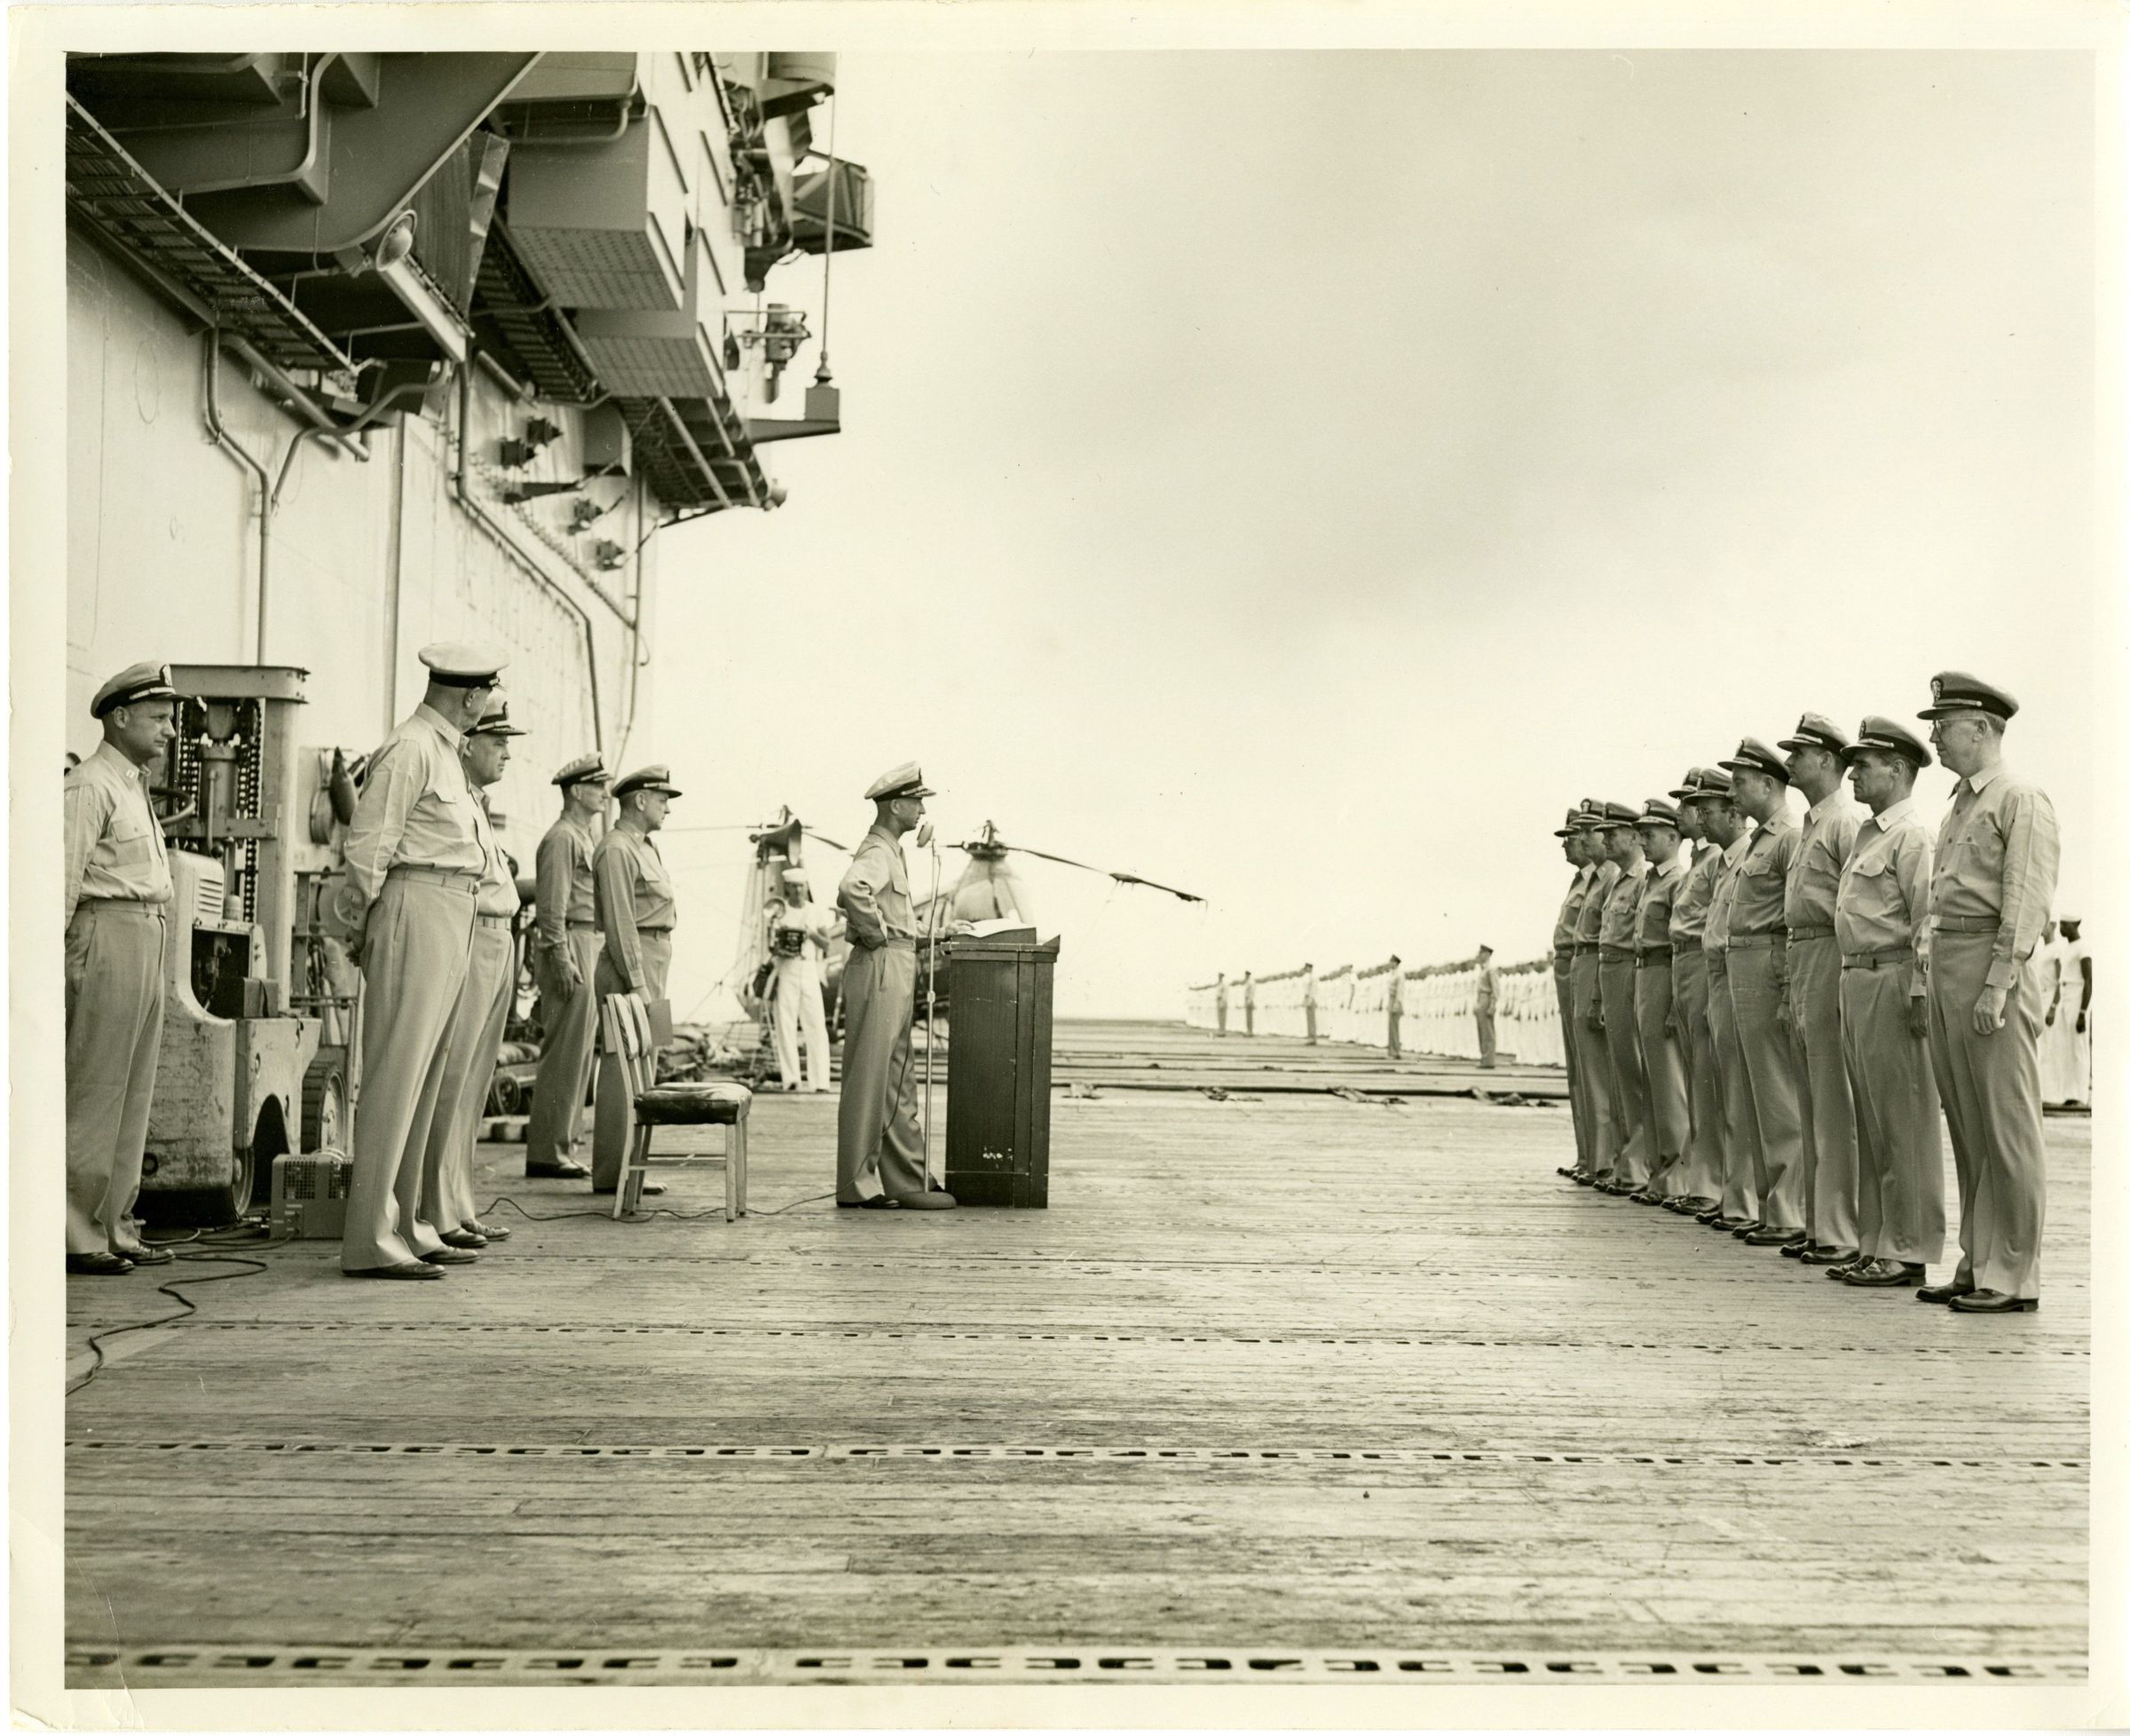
648, 50, 2097, 1021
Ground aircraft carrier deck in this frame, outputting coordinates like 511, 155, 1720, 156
63, 1020, 2087, 1691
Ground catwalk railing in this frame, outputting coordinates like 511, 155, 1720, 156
1185, 955, 1564, 1066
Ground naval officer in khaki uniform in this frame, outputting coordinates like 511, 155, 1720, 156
1833, 717, 1944, 1290
1697, 776, 1763, 1231
1717, 738, 1810, 1249
417, 697, 529, 1254
1592, 802, 1653, 1195
1550, 811, 1598, 1179
1630, 800, 1690, 1203
836, 763, 954, 1209
340, 643, 502, 1279
1665, 771, 1727, 1216
64, 662, 180, 1275
525, 753, 608, 1179
1569, 801, 1621, 1185
1916, 673, 2060, 1314
590, 765, 682, 1195
1775, 713, 1865, 1267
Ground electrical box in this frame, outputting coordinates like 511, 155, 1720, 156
943, 935, 1059, 1208
271, 1151, 353, 1240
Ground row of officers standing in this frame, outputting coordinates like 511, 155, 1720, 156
1550, 671, 2062, 1315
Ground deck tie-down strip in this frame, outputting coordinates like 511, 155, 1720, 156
66, 1439, 2088, 1470
65, 1645, 2087, 1685
164, 1320, 2087, 1357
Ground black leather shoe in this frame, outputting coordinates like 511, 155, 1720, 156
1917, 1280, 1976, 1305
1949, 1289, 2039, 1314
1779, 1241, 1810, 1258
1744, 1227, 1807, 1248
114, 1243, 175, 1266
67, 1251, 135, 1276
1843, 1259, 1923, 1288
418, 1247, 479, 1266
1799, 1245, 1855, 1266
1571, 1172, 1598, 1187
462, 1219, 512, 1241
1729, 1220, 1764, 1237
886, 1189, 958, 1211
526, 1158, 591, 1179
1693, 1207, 1724, 1224
343, 1261, 444, 1280
1556, 1165, 1579, 1177
440, 1228, 487, 1250
838, 1196, 899, 1209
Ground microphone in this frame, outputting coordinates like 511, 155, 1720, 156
915, 821, 935, 849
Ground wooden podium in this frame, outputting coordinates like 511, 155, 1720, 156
943, 934, 1059, 1207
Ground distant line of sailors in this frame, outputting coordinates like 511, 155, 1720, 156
1550, 671, 2061, 1316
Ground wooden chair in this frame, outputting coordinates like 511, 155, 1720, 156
598, 991, 752, 1221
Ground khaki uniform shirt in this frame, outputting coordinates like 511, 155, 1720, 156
1555, 866, 1592, 953
837, 824, 916, 949
1669, 843, 1719, 948
343, 704, 485, 910
1701, 833, 1753, 956
1729, 808, 1797, 938
1785, 790, 1861, 935
1476, 960, 1500, 1012
534, 813, 598, 951
1931, 762, 2062, 992
1835, 794, 1932, 997
473, 792, 520, 919
1637, 854, 1684, 951
1599, 859, 1649, 949
63, 740, 173, 927
593, 825, 677, 995
1577, 861, 1620, 945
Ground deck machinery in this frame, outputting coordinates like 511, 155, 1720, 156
141, 665, 357, 1225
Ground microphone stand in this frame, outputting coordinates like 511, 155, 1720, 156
919, 830, 943, 1190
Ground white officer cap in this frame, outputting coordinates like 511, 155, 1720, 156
418, 642, 508, 688
864, 761, 935, 801
91, 660, 178, 718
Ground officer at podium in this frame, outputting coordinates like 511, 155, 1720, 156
835, 762, 955, 1210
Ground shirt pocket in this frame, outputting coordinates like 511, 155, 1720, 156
106, 810, 156, 868
1952, 812, 2007, 882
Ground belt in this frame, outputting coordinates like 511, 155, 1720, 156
1842, 946, 1914, 971
476, 912, 514, 929
567, 919, 600, 931
1787, 925, 1834, 943
388, 865, 479, 896
1727, 932, 1784, 951
78, 895, 169, 909
1934, 915, 2000, 935
1598, 945, 1636, 963
1552, 947, 1575, 962
1637, 946, 1674, 964
1573, 942, 1599, 957
877, 938, 917, 951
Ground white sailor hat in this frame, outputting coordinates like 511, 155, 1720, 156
613, 764, 682, 799
91, 660, 179, 718
553, 753, 609, 787
467, 697, 529, 738
418, 642, 507, 688
781, 865, 810, 884
864, 761, 935, 801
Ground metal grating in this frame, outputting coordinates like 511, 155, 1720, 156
65, 1645, 2088, 1687
469, 221, 602, 403
64, 95, 353, 375
171, 1319, 2092, 1358
67, 1439, 2089, 1471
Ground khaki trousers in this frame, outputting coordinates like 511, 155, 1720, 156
591, 931, 671, 1192
526, 927, 601, 1167
1706, 953, 1763, 1222
772, 955, 832, 1090
1726, 945, 1806, 1232
343, 878, 475, 1272
419, 921, 514, 1240
1568, 953, 1616, 1176
1635, 961, 1691, 1192
1787, 935, 1859, 1252
1474, 1007, 1496, 1067
1841, 963, 1945, 1265
1929, 929, 2046, 1298
1599, 959, 1652, 1188
1555, 959, 1590, 1165
66, 904, 169, 1255
835, 942, 927, 1202
1672, 950, 1724, 1203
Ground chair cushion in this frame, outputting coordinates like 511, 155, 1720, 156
633, 1083, 753, 1126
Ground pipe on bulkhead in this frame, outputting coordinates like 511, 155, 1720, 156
202, 332, 275, 665
452, 358, 604, 750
